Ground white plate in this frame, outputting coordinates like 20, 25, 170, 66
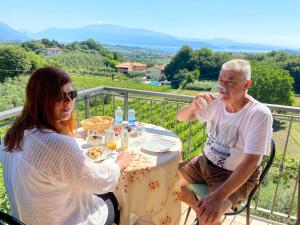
141, 138, 175, 153
84, 151, 117, 162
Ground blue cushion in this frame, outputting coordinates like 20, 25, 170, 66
187, 184, 209, 199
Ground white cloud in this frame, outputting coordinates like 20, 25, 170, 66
95, 20, 104, 24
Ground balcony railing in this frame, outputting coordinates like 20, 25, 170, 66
0, 86, 299, 224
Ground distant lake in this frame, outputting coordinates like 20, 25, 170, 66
212, 48, 272, 53
120, 44, 273, 54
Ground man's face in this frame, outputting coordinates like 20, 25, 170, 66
218, 70, 250, 100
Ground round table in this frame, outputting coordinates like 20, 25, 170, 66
76, 123, 182, 225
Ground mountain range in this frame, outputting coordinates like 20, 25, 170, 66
0, 21, 298, 53
0, 22, 29, 42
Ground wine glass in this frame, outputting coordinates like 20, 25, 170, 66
210, 83, 227, 99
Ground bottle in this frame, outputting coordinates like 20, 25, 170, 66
120, 125, 129, 151
114, 106, 123, 133
128, 106, 136, 128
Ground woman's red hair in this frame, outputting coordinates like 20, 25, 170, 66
4, 67, 76, 151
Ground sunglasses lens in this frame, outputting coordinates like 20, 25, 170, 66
63, 90, 77, 101
69, 91, 77, 100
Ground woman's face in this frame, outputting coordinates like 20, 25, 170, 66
53, 83, 76, 122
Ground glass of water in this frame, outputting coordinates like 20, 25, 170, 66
136, 123, 147, 142
210, 83, 227, 99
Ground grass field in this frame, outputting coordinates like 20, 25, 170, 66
168, 89, 199, 96
293, 94, 300, 107
272, 118, 300, 159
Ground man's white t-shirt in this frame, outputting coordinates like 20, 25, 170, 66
196, 97, 273, 171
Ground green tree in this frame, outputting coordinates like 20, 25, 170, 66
113, 51, 124, 61
165, 47, 231, 82
41, 38, 62, 48
193, 69, 200, 80
28, 52, 46, 71
64, 42, 81, 51
183, 72, 195, 88
244, 50, 300, 94
83, 39, 103, 51
164, 45, 193, 81
282, 60, 300, 93
190, 48, 231, 80
0, 45, 31, 82
274, 50, 289, 62
170, 69, 189, 89
21, 40, 46, 55
249, 62, 294, 105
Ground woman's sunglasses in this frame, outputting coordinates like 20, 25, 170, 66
62, 90, 77, 101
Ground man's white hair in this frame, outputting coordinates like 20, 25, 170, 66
221, 59, 251, 80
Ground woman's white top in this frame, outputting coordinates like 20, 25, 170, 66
0, 128, 121, 225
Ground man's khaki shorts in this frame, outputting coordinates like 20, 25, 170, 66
179, 154, 259, 208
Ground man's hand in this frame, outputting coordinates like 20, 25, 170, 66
176, 92, 216, 121
191, 92, 215, 113
195, 192, 225, 225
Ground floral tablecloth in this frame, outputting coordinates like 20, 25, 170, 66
76, 124, 182, 225
115, 124, 182, 225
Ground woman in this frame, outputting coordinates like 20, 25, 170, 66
0, 67, 132, 225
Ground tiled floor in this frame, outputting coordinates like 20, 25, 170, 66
135, 203, 286, 225
179, 203, 286, 225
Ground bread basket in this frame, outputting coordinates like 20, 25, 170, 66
80, 116, 114, 132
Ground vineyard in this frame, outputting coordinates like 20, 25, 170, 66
49, 51, 118, 76
0, 74, 172, 112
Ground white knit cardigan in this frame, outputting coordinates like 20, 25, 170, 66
0, 128, 120, 225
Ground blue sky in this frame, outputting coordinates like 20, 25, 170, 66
0, 0, 299, 48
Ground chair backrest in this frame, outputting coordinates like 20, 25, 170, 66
248, 139, 276, 203
226, 138, 276, 215
0, 211, 25, 225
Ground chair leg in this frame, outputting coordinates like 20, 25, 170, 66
246, 205, 250, 225
184, 207, 192, 225
221, 215, 227, 224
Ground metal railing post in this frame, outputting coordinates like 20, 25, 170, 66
84, 95, 90, 119
124, 93, 129, 121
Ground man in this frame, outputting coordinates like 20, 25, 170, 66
177, 59, 273, 225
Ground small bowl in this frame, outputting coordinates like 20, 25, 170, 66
86, 135, 104, 147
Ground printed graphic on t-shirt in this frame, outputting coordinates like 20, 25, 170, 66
206, 119, 239, 168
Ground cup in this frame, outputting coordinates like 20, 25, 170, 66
86, 129, 104, 146
210, 83, 227, 99
106, 135, 117, 151
105, 127, 117, 151
136, 123, 147, 142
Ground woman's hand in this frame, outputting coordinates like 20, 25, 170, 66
115, 151, 133, 171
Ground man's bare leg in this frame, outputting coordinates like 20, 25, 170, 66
180, 173, 199, 211
181, 186, 199, 211
180, 171, 233, 225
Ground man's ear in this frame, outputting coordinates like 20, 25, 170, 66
243, 80, 252, 91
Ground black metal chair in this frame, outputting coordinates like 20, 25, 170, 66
0, 211, 25, 225
184, 139, 276, 225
